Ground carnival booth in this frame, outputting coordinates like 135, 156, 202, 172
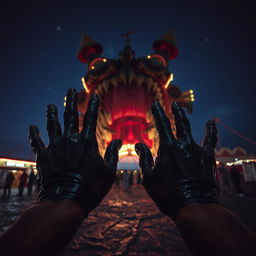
215, 147, 256, 195
0, 158, 36, 188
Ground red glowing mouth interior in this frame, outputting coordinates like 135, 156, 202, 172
103, 85, 153, 147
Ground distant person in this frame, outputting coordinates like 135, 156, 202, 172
136, 170, 142, 185
115, 171, 120, 188
123, 171, 129, 190
2, 171, 15, 197
129, 171, 133, 188
218, 163, 230, 193
27, 169, 36, 195
230, 165, 244, 197
18, 170, 28, 196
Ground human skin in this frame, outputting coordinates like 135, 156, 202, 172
0, 200, 84, 256
175, 203, 256, 256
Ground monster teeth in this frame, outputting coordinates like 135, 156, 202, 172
105, 111, 112, 125
96, 126, 103, 136
97, 126, 112, 142
99, 111, 110, 128
95, 89, 105, 103
98, 108, 107, 124
98, 111, 105, 123
99, 109, 112, 126
128, 69, 136, 84
111, 76, 120, 87
95, 83, 104, 98
153, 86, 163, 104
145, 77, 153, 91
136, 75, 144, 86
100, 80, 109, 94
150, 82, 158, 100
150, 82, 155, 95
119, 70, 127, 85
97, 117, 106, 135
146, 110, 153, 124
159, 96, 163, 105
97, 112, 112, 142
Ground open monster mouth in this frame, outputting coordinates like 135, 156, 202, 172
95, 72, 161, 150
76, 32, 195, 160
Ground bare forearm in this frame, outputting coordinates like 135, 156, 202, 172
0, 200, 84, 256
175, 203, 256, 256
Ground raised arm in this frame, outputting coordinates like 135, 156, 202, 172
135, 101, 256, 256
0, 88, 121, 256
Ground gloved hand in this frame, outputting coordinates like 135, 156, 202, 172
135, 102, 219, 220
29, 88, 122, 217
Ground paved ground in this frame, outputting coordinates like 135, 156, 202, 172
1, 186, 256, 256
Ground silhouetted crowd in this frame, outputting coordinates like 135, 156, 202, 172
2, 164, 246, 198
115, 170, 142, 189
217, 163, 245, 197
1, 169, 36, 197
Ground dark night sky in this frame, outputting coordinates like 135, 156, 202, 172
0, 0, 256, 159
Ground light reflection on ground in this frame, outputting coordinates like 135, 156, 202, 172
1, 186, 256, 255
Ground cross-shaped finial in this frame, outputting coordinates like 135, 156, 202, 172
121, 30, 135, 46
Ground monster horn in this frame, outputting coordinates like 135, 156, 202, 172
77, 34, 103, 63
153, 32, 179, 60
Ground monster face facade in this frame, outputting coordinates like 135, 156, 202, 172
76, 32, 194, 159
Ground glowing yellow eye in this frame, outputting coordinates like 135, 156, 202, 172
103, 58, 107, 62
147, 55, 151, 59
91, 66, 95, 70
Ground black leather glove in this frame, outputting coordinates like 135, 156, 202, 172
29, 88, 122, 217
135, 102, 219, 220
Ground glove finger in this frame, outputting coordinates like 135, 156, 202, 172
171, 102, 193, 141
81, 94, 99, 142
29, 125, 46, 154
135, 143, 154, 176
104, 139, 122, 171
64, 88, 79, 138
47, 104, 62, 145
202, 119, 217, 154
151, 101, 176, 146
